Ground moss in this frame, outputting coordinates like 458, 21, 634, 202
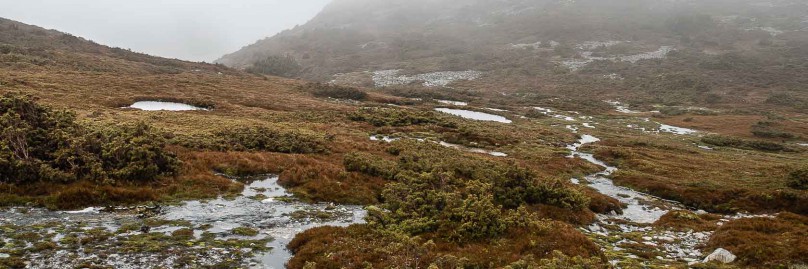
232, 227, 259, 237
654, 210, 721, 232
171, 228, 194, 239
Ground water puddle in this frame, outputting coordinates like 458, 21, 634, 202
533, 107, 578, 121
370, 135, 400, 142
658, 124, 698, 135
369, 135, 506, 157
435, 108, 512, 123
605, 100, 641, 114
436, 100, 468, 106
438, 141, 507, 157
129, 101, 207, 111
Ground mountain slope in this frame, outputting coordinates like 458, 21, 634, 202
217, 0, 808, 112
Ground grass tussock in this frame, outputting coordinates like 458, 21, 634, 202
654, 210, 722, 232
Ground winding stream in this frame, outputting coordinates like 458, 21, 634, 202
568, 135, 677, 223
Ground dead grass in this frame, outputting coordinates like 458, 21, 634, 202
593, 138, 807, 214
706, 213, 808, 268
287, 222, 605, 269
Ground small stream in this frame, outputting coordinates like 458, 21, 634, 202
568, 135, 677, 223
161, 175, 365, 268
556, 107, 770, 266
0, 175, 365, 268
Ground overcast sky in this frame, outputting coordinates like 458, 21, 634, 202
0, 0, 331, 62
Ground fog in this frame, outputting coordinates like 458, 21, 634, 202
0, 0, 331, 62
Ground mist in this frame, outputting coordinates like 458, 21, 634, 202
0, 0, 331, 62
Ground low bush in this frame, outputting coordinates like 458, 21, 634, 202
217, 127, 329, 154
788, 166, 808, 190
175, 126, 329, 154
0, 94, 179, 184
349, 107, 456, 128
343, 152, 398, 179
701, 135, 792, 152
245, 54, 301, 77
362, 140, 590, 243
751, 121, 796, 139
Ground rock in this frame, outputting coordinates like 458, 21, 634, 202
703, 248, 736, 264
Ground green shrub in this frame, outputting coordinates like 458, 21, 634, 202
701, 135, 791, 152
766, 93, 807, 110
751, 122, 796, 139
0, 94, 179, 184
216, 126, 329, 154
172, 126, 330, 154
349, 107, 454, 127
659, 107, 687, 116
365, 140, 590, 242
343, 152, 398, 179
91, 123, 180, 182
788, 166, 808, 190
245, 54, 301, 77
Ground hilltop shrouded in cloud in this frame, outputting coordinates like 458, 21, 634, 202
0, 0, 331, 61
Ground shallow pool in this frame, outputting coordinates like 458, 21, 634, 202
435, 108, 512, 123
129, 101, 207, 111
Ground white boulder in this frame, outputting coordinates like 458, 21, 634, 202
703, 248, 736, 264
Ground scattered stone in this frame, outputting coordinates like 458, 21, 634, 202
703, 248, 736, 264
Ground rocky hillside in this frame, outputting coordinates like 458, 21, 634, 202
217, 0, 808, 111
